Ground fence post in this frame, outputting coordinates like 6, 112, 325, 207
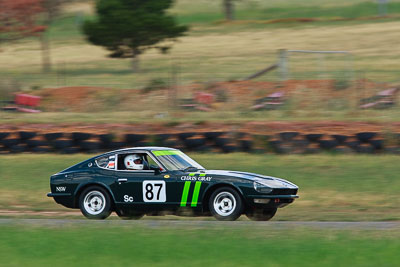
278, 49, 288, 81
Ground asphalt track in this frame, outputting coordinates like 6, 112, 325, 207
0, 219, 399, 229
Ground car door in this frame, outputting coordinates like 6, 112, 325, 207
111, 152, 176, 209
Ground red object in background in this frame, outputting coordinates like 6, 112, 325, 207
15, 94, 41, 107
195, 92, 215, 105
12, 93, 41, 113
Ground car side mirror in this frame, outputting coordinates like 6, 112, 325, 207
154, 167, 162, 175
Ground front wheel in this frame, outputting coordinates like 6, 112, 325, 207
79, 186, 112, 220
209, 187, 243, 221
246, 208, 277, 221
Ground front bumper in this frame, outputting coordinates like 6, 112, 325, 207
247, 194, 299, 208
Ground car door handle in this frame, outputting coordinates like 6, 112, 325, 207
117, 178, 128, 183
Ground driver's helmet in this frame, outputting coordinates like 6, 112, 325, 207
124, 154, 144, 170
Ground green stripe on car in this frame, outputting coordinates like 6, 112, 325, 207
152, 150, 183, 156
180, 181, 203, 207
191, 181, 202, 207
180, 181, 191, 206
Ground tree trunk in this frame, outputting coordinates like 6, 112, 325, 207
131, 54, 140, 72
223, 0, 235, 21
40, 33, 51, 73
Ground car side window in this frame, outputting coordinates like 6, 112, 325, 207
147, 155, 162, 171
117, 153, 161, 171
95, 155, 116, 170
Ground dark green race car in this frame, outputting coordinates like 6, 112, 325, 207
47, 147, 299, 221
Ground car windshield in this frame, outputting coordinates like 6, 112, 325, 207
152, 150, 204, 171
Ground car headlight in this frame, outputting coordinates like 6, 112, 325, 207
253, 181, 273, 194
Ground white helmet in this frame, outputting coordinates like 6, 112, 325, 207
124, 154, 143, 170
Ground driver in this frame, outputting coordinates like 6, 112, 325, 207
124, 154, 144, 170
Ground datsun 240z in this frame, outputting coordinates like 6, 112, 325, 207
47, 147, 299, 221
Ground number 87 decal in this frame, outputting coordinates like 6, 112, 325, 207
142, 181, 166, 202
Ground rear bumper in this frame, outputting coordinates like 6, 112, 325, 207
47, 192, 72, 197
47, 192, 74, 208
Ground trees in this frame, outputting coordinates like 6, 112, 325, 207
83, 0, 188, 72
0, 0, 71, 72
40, 0, 71, 72
0, 0, 46, 42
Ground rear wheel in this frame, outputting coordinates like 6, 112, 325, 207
209, 187, 243, 221
79, 186, 112, 220
246, 208, 277, 221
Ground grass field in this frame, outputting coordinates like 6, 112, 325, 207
1, 0, 400, 86
1, 1, 400, 124
0, 224, 399, 266
0, 153, 399, 221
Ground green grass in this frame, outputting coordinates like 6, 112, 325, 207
3, 108, 400, 124
0, 153, 399, 221
0, 225, 399, 266
174, 2, 400, 24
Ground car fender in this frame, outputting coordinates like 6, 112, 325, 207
74, 182, 117, 207
202, 182, 245, 204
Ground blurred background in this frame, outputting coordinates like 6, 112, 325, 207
0, 0, 399, 266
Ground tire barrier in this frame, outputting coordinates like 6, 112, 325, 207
0, 132, 10, 141
332, 135, 348, 145
98, 134, 115, 149
0, 129, 397, 155
278, 132, 299, 142
305, 134, 323, 143
356, 132, 377, 143
19, 131, 37, 141
318, 139, 339, 150
44, 132, 63, 142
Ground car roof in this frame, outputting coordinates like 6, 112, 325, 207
108, 146, 178, 154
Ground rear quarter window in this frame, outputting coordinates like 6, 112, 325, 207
95, 154, 116, 170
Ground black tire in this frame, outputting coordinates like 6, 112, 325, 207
246, 208, 277, 221
0, 132, 10, 141
1, 139, 19, 148
115, 209, 144, 220
125, 134, 146, 144
72, 132, 92, 142
19, 131, 37, 141
356, 132, 377, 143
44, 132, 63, 142
278, 132, 299, 142
305, 134, 323, 143
209, 187, 243, 221
52, 140, 73, 150
79, 186, 112, 220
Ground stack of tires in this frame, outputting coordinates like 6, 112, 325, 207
22, 131, 50, 153
202, 132, 237, 153
46, 132, 74, 153
304, 134, 323, 154
237, 132, 253, 153
269, 132, 308, 154
355, 132, 383, 154
0, 132, 20, 153
178, 133, 208, 152
124, 134, 148, 148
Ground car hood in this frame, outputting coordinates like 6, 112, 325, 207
202, 170, 298, 189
